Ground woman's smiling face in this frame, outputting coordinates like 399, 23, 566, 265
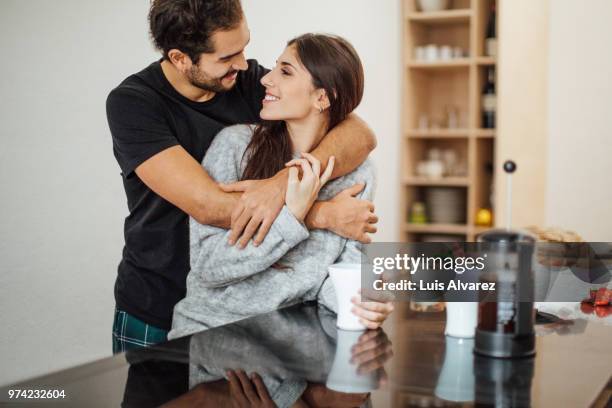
259, 45, 321, 121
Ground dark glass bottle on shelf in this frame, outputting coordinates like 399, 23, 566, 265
485, 2, 497, 57
481, 67, 496, 129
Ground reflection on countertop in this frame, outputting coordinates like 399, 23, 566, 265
1, 302, 611, 407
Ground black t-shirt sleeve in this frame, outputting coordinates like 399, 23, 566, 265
106, 86, 179, 177
237, 59, 269, 122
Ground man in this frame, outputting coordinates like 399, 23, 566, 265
107, 0, 378, 353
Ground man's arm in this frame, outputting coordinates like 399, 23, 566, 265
310, 113, 376, 178
301, 114, 378, 240
135, 145, 237, 227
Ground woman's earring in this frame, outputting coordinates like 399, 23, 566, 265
318, 106, 323, 114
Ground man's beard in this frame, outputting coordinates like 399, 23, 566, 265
188, 66, 238, 93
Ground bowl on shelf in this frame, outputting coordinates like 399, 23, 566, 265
425, 187, 466, 224
417, 0, 450, 12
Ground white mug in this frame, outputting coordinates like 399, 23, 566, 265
415, 46, 426, 61
439, 45, 453, 61
452, 46, 464, 59
328, 263, 366, 331
444, 302, 478, 338
435, 336, 475, 402
424, 44, 439, 62
326, 329, 380, 393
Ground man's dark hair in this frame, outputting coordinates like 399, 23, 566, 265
149, 0, 243, 63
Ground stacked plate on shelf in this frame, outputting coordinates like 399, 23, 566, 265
425, 187, 466, 224
421, 234, 464, 242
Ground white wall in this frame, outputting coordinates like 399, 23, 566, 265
496, 0, 549, 229
0, 0, 400, 385
0, 0, 158, 385
546, 0, 612, 241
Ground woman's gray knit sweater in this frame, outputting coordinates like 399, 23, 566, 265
169, 124, 375, 340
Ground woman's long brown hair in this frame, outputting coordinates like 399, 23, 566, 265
241, 34, 364, 181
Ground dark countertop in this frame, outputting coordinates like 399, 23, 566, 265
1, 302, 611, 407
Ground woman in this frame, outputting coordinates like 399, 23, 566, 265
169, 34, 392, 339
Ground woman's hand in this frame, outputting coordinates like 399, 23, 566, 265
351, 289, 394, 330
285, 153, 334, 222
350, 329, 393, 386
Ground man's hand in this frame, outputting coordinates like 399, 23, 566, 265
307, 184, 377, 243
227, 370, 276, 408
220, 169, 288, 248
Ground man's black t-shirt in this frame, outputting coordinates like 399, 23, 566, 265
106, 60, 267, 330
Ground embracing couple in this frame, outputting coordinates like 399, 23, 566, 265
107, 0, 393, 353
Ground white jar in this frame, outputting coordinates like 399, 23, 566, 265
424, 44, 439, 62
426, 160, 445, 179
439, 45, 453, 61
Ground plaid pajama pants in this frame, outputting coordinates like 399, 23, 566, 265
112, 308, 168, 354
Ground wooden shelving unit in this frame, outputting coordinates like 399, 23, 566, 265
400, 0, 498, 242
407, 59, 472, 69
403, 176, 470, 187
403, 222, 469, 235
475, 56, 496, 65
406, 9, 472, 25
406, 129, 470, 138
